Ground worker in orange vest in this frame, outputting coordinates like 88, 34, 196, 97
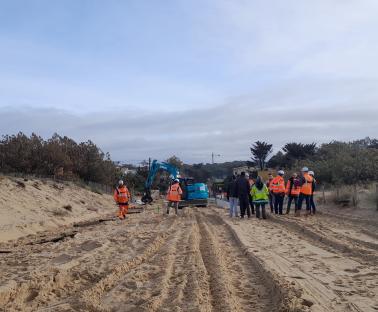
166, 179, 183, 215
271, 170, 286, 215
114, 180, 131, 220
285, 172, 300, 214
297, 167, 314, 216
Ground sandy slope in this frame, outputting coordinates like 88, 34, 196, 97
0, 176, 116, 242
0, 194, 377, 311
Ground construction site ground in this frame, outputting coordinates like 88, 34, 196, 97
0, 178, 377, 311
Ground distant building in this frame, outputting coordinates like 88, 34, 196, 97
115, 163, 138, 175
232, 165, 257, 176
123, 167, 137, 175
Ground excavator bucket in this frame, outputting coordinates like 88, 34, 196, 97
141, 188, 153, 204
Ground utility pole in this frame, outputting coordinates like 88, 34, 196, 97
148, 157, 151, 172
210, 153, 220, 199
212, 152, 221, 164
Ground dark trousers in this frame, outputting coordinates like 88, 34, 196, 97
255, 203, 266, 219
274, 194, 284, 215
248, 194, 255, 214
286, 195, 298, 214
310, 194, 316, 214
239, 195, 251, 218
269, 193, 274, 212
167, 201, 179, 214
298, 193, 311, 211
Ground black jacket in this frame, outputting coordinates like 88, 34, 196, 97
236, 176, 250, 197
227, 180, 238, 198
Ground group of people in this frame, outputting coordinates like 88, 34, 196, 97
227, 167, 316, 219
113, 178, 183, 219
114, 167, 317, 220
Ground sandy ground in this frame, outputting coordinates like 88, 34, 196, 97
0, 180, 377, 311
0, 176, 116, 242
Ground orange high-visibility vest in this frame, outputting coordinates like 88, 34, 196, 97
286, 179, 300, 196
271, 176, 285, 194
267, 178, 274, 191
114, 186, 130, 205
300, 173, 314, 195
167, 183, 183, 202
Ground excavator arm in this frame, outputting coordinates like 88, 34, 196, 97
141, 160, 180, 203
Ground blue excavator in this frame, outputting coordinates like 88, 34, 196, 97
141, 159, 209, 207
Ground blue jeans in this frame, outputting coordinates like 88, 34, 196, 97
229, 197, 239, 217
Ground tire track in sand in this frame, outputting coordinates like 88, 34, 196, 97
269, 215, 378, 265
99, 212, 212, 312
79, 217, 179, 311
0, 215, 176, 312
196, 209, 275, 312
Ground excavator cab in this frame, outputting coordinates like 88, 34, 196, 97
141, 160, 208, 206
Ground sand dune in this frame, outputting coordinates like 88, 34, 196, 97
0, 176, 115, 243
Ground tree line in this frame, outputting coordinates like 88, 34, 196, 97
250, 138, 378, 185
0, 132, 120, 186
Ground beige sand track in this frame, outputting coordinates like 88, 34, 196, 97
0, 205, 377, 312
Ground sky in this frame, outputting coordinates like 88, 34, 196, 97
0, 0, 377, 164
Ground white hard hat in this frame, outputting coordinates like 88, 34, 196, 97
245, 173, 249, 177
308, 171, 314, 176
278, 170, 285, 175
301, 167, 309, 172
118, 180, 124, 185
174, 178, 179, 182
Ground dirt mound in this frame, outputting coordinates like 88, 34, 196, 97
0, 176, 116, 242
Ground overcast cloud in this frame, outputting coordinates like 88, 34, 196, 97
0, 1, 377, 163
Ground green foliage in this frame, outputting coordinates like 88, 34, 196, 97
166, 155, 184, 171
0, 132, 120, 186
123, 166, 149, 193
183, 160, 246, 180
250, 141, 273, 170
268, 139, 378, 185
296, 141, 378, 185
267, 151, 286, 169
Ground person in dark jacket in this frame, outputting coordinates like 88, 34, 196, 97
266, 173, 274, 213
236, 172, 251, 218
247, 173, 255, 214
227, 175, 239, 217
309, 171, 316, 214
285, 172, 300, 214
